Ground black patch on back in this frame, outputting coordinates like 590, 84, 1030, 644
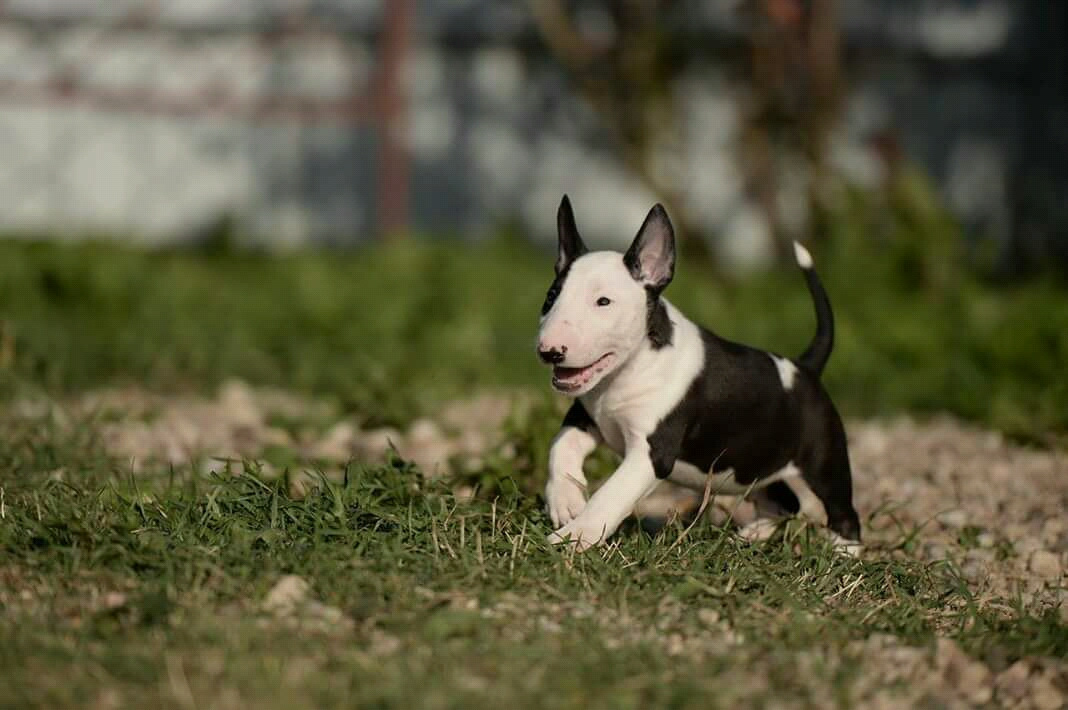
541, 261, 573, 316
646, 290, 673, 349
643, 327, 861, 539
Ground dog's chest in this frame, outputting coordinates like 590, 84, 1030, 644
580, 399, 626, 454
581, 393, 658, 456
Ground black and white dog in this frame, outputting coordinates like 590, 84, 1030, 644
537, 196, 861, 553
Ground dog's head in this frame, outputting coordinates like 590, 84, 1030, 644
536, 195, 676, 396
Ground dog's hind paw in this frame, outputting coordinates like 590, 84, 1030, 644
830, 533, 863, 558
737, 518, 780, 543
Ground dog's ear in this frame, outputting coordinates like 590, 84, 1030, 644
556, 194, 588, 275
624, 203, 675, 291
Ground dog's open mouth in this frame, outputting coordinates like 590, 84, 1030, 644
552, 353, 615, 392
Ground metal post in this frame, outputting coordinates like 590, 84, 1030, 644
376, 0, 414, 240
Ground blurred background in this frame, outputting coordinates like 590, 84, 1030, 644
0, 0, 1065, 444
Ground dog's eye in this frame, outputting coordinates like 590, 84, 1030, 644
596, 297, 612, 307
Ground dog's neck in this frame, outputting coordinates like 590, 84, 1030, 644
579, 299, 705, 448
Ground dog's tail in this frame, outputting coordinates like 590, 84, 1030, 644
793, 241, 834, 376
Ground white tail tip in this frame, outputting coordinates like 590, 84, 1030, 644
793, 241, 813, 269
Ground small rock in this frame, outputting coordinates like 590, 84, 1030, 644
288, 471, 317, 500
218, 379, 262, 427
1043, 518, 1067, 540
924, 543, 950, 561
370, 630, 402, 655
355, 427, 402, 460
310, 421, 357, 461
961, 561, 985, 582
965, 548, 994, 563
461, 455, 484, 472
665, 633, 686, 656
1016, 536, 1044, 555
438, 394, 514, 432
977, 532, 997, 548
1030, 550, 1062, 579
407, 418, 443, 447
935, 637, 992, 701
1032, 677, 1064, 710
937, 509, 968, 529
263, 575, 310, 614
996, 660, 1032, 700
101, 592, 127, 610
697, 608, 720, 627
259, 426, 293, 449
410, 442, 454, 477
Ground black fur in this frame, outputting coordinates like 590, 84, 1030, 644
545, 196, 857, 543
543, 195, 588, 316
561, 400, 596, 432
644, 329, 860, 541
556, 195, 588, 276
796, 260, 834, 375
645, 290, 673, 349
541, 263, 571, 316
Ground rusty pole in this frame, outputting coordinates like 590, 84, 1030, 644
376, 0, 414, 240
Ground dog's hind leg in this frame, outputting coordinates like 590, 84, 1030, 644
798, 456, 862, 556
737, 483, 798, 542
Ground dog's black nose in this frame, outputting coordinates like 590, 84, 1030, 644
538, 347, 566, 364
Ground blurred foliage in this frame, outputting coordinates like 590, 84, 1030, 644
0, 188, 1065, 444
530, 0, 844, 263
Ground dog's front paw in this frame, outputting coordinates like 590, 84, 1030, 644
545, 475, 587, 528
547, 517, 609, 551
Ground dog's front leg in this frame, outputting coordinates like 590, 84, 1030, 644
546, 425, 600, 527
548, 446, 660, 550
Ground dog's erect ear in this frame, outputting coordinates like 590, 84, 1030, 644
555, 194, 588, 275
623, 203, 675, 291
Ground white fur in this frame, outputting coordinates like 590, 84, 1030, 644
668, 460, 801, 497
540, 221, 850, 551
830, 533, 863, 557
548, 443, 662, 550
783, 475, 827, 524
581, 300, 704, 450
735, 466, 820, 544
545, 426, 600, 528
738, 518, 779, 542
770, 355, 798, 390
546, 300, 705, 548
538, 252, 650, 396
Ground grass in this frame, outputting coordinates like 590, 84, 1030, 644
1, 217, 1067, 707
2, 434, 1066, 710
0, 225, 1066, 442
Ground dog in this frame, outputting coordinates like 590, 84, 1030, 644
536, 195, 861, 553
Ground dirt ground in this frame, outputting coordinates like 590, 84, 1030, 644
19, 380, 1068, 708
